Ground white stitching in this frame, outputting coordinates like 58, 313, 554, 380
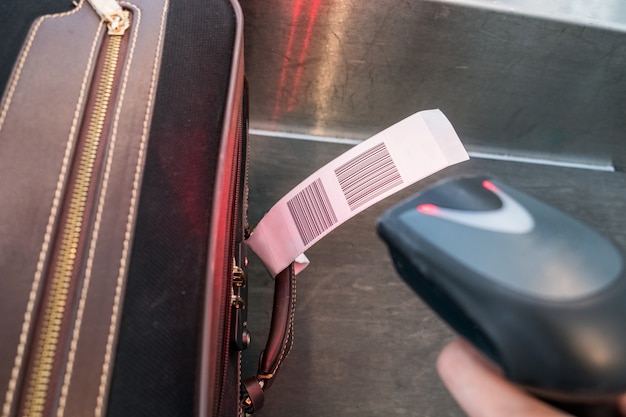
55, 5, 143, 416
0, 2, 99, 416
94, 0, 168, 415
0, 1, 87, 133
269, 264, 297, 377
284, 264, 297, 359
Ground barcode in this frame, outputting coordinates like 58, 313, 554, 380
287, 178, 338, 245
335, 142, 403, 210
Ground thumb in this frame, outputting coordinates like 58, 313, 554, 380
437, 338, 571, 417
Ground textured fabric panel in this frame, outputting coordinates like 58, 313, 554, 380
106, 0, 236, 416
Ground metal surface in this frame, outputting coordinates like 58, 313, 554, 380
243, 134, 626, 417
242, 0, 626, 169
242, 2, 626, 414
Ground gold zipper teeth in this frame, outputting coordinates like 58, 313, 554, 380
21, 31, 123, 417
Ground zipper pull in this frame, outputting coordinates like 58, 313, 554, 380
87, 0, 130, 35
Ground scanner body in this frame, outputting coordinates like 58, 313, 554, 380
377, 176, 626, 401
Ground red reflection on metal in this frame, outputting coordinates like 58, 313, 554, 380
287, 0, 322, 111
271, 0, 303, 123
272, 0, 322, 121
417, 204, 439, 215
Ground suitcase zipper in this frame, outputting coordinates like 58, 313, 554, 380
88, 0, 130, 35
215, 87, 248, 417
19, 3, 130, 416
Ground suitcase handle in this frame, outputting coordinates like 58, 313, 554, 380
242, 263, 297, 413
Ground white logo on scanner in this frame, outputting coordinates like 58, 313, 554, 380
417, 180, 535, 234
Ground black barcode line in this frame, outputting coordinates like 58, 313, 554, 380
342, 167, 401, 200
344, 173, 402, 208
340, 160, 399, 197
335, 142, 403, 210
335, 145, 389, 184
287, 178, 338, 245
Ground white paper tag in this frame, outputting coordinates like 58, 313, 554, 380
247, 109, 469, 277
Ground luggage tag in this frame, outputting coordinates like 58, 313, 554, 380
246, 109, 469, 277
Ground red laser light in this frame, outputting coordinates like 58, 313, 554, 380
482, 180, 498, 192
417, 204, 439, 215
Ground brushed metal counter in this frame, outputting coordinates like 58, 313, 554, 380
242, 1, 626, 414
242, 0, 626, 169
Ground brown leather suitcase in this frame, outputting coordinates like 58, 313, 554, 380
0, 0, 278, 415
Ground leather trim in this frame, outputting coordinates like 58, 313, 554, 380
0, 0, 169, 414
258, 263, 297, 388
243, 376, 265, 413
58, 1, 170, 416
241, 263, 297, 413
0, 3, 101, 415
198, 0, 245, 415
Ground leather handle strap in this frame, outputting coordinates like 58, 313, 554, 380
243, 263, 296, 413
259, 262, 296, 382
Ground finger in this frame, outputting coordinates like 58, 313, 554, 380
436, 338, 572, 417
618, 394, 626, 415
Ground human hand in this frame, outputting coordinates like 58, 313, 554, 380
436, 338, 626, 417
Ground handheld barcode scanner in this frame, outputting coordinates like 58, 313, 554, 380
377, 175, 626, 416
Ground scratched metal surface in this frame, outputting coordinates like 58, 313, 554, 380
242, 0, 626, 169
242, 134, 626, 417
